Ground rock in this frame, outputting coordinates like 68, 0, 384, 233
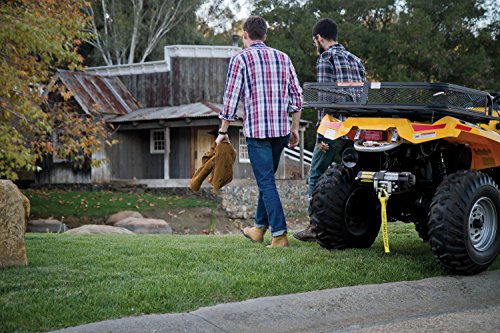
27, 219, 68, 233
65, 225, 135, 235
0, 180, 29, 268
114, 217, 172, 234
106, 211, 143, 225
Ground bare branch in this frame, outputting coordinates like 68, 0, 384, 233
140, 0, 195, 62
86, 0, 198, 65
128, 0, 144, 64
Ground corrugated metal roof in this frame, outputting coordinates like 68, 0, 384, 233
110, 101, 310, 125
110, 102, 242, 123
50, 70, 140, 115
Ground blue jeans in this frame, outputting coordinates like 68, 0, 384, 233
307, 138, 351, 202
246, 134, 290, 237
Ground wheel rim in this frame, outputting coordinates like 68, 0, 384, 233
468, 197, 497, 252
344, 187, 374, 236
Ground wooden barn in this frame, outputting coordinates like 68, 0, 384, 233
38, 45, 310, 187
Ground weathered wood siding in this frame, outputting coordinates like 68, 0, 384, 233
169, 127, 192, 178
119, 72, 170, 108
118, 57, 229, 108
91, 144, 111, 183
171, 57, 230, 106
108, 130, 163, 179
36, 161, 91, 184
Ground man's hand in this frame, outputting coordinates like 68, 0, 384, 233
215, 133, 229, 146
317, 141, 329, 153
288, 129, 299, 148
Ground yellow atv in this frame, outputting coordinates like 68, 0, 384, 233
303, 82, 500, 275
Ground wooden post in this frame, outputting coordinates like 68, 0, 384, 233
300, 127, 305, 179
164, 127, 170, 179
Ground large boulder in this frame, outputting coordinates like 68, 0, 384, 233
106, 211, 143, 225
65, 225, 135, 235
27, 219, 68, 233
0, 180, 30, 268
114, 217, 173, 234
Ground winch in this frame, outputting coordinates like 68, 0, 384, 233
356, 171, 416, 253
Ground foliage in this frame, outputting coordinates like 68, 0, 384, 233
3, 223, 496, 332
254, 0, 498, 89
84, 0, 203, 65
23, 189, 216, 218
0, 0, 113, 180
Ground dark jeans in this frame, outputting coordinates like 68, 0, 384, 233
246, 134, 290, 237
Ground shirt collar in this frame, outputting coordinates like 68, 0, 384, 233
326, 43, 345, 51
250, 41, 266, 48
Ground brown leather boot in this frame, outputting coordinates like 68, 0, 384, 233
292, 225, 317, 242
267, 234, 289, 248
242, 227, 267, 243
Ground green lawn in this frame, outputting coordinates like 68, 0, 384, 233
1, 223, 498, 333
23, 189, 216, 218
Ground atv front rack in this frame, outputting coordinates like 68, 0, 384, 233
303, 82, 499, 124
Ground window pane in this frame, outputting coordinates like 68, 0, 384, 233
238, 130, 249, 163
151, 130, 165, 153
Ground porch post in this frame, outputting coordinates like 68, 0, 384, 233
164, 127, 170, 179
300, 127, 305, 179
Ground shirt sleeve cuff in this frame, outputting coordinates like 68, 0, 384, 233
218, 113, 239, 121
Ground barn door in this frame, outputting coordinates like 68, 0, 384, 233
195, 128, 216, 172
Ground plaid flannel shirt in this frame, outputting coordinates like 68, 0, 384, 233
219, 41, 303, 138
316, 44, 365, 141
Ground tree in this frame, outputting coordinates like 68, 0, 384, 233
0, 0, 112, 180
84, 0, 202, 65
379, 0, 498, 90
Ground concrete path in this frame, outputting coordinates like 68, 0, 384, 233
53, 270, 500, 333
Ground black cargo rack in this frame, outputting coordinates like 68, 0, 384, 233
303, 82, 499, 124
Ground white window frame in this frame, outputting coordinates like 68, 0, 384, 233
238, 129, 250, 163
150, 129, 165, 154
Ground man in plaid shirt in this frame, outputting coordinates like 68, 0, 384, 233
294, 18, 366, 242
216, 16, 303, 247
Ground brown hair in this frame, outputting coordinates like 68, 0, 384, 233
243, 16, 267, 40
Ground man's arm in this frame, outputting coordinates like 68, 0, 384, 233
287, 58, 302, 148
288, 59, 303, 113
316, 52, 335, 148
217, 56, 243, 145
215, 119, 231, 145
288, 110, 301, 148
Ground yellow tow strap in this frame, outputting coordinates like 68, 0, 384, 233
377, 188, 390, 253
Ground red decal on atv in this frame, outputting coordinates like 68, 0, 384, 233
455, 124, 472, 131
411, 124, 446, 131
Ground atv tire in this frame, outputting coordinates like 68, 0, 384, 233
428, 170, 500, 275
310, 164, 381, 249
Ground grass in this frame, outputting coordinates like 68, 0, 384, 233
23, 189, 216, 218
1, 223, 498, 333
